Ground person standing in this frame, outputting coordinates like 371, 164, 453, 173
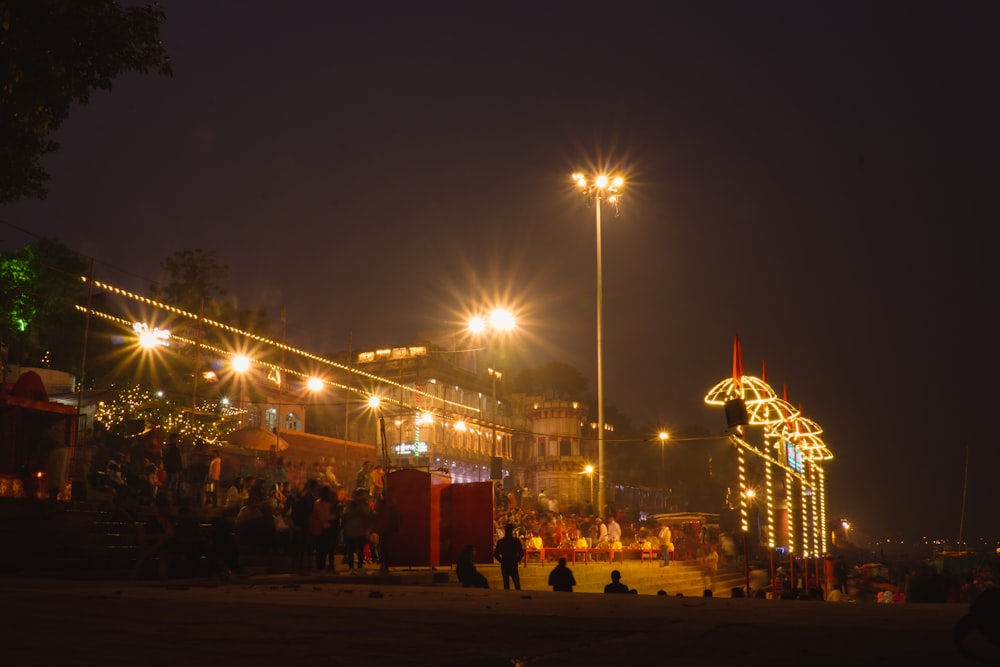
161, 433, 184, 505
289, 479, 319, 572
493, 523, 524, 590
548, 557, 576, 592
342, 489, 372, 572
373, 487, 401, 572
205, 450, 222, 507
355, 460, 372, 493
606, 516, 622, 542
312, 485, 337, 573
657, 520, 673, 567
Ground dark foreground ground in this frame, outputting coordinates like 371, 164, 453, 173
2, 575, 996, 666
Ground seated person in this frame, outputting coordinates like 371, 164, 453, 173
604, 569, 630, 594
526, 532, 543, 550
456, 544, 489, 588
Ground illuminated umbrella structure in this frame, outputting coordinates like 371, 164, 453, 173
703, 337, 836, 597
749, 385, 798, 553
702, 333, 779, 596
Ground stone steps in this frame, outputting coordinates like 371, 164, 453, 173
466, 559, 757, 596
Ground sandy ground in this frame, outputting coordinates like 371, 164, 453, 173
1, 576, 995, 666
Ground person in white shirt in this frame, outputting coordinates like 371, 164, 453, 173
606, 516, 622, 541
657, 521, 673, 566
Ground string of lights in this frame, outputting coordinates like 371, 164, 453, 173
74, 281, 477, 412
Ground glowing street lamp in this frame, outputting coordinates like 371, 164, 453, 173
232, 354, 251, 427
134, 322, 170, 349
658, 431, 669, 495
572, 170, 624, 513
467, 307, 516, 478
467, 307, 517, 373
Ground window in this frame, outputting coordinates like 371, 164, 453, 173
559, 439, 571, 456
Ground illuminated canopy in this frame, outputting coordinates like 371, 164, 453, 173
703, 375, 777, 405
747, 398, 799, 425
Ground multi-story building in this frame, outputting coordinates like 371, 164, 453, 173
350, 344, 514, 484
342, 345, 599, 510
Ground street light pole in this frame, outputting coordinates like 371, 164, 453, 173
573, 171, 623, 516
489, 367, 502, 460
595, 192, 606, 514
658, 431, 669, 504
584, 464, 594, 507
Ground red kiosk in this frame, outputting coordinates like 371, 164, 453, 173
0, 371, 78, 499
385, 468, 494, 568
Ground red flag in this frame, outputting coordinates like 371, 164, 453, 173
732, 332, 744, 396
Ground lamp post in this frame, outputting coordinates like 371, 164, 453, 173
584, 464, 595, 506
468, 308, 515, 477
488, 367, 502, 459
368, 395, 390, 466
467, 308, 516, 374
658, 431, 669, 500
573, 171, 623, 514
232, 354, 251, 428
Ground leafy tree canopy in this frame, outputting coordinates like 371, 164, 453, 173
152, 248, 229, 314
0, 0, 172, 203
0, 237, 87, 368
513, 361, 589, 400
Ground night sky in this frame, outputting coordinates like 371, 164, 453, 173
2, 2, 997, 548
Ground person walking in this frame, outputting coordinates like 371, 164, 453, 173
493, 522, 524, 590
548, 557, 576, 592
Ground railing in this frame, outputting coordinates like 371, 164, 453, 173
523, 547, 660, 567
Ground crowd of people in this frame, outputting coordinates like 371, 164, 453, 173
81, 427, 399, 579
489, 502, 714, 567
78, 430, 1000, 604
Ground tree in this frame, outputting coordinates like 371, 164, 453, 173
0, 237, 88, 370
512, 361, 589, 400
0, 0, 172, 202
147, 248, 274, 407
152, 248, 229, 314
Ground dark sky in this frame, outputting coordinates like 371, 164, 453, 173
3, 1, 997, 547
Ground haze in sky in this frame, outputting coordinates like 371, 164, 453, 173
3, 2, 996, 547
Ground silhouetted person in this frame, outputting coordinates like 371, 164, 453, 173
604, 569, 629, 594
493, 523, 524, 590
456, 544, 489, 588
955, 588, 1000, 660
548, 557, 576, 592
